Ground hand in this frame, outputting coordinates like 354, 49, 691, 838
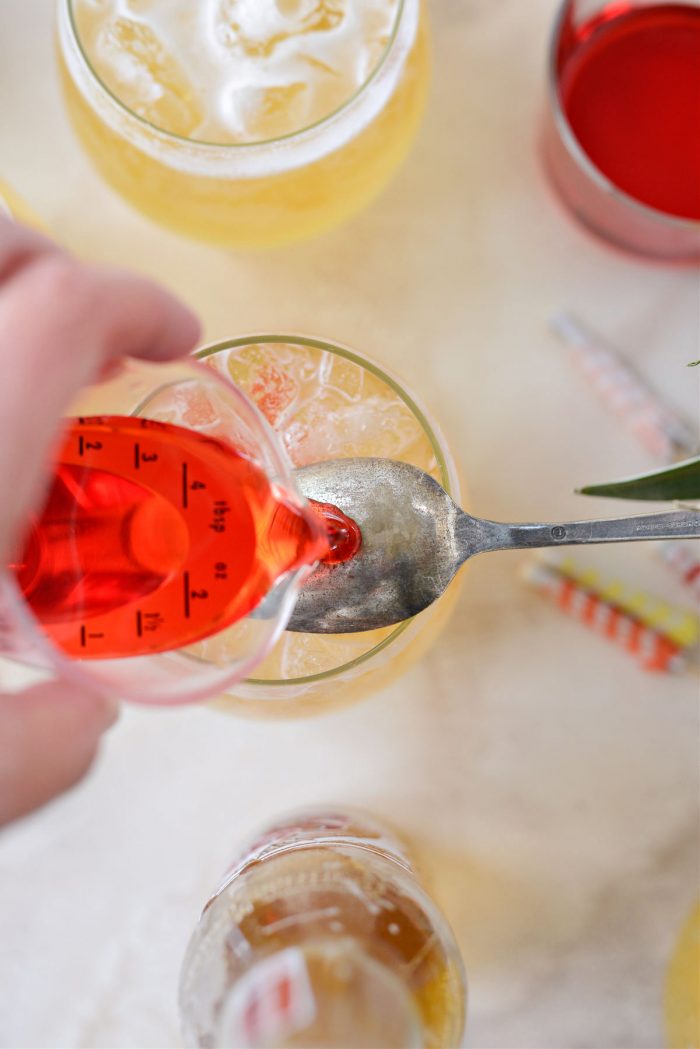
0, 217, 201, 826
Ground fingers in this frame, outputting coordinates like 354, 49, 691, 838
0, 214, 61, 283
0, 248, 201, 380
0, 683, 119, 827
84, 263, 202, 363
0, 220, 201, 558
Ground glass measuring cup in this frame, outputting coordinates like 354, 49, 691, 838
0, 357, 319, 705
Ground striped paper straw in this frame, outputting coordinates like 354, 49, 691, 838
551, 312, 697, 461
522, 557, 691, 673
656, 543, 700, 604
551, 555, 699, 648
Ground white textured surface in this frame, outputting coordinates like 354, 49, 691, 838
0, 1, 699, 1047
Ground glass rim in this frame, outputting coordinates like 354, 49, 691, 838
195, 333, 457, 690
547, 0, 700, 235
62, 0, 409, 151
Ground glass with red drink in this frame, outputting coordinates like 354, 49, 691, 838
542, 0, 700, 260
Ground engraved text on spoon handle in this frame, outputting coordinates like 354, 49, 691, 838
460, 508, 700, 559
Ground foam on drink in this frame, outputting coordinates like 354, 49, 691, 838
73, 0, 401, 142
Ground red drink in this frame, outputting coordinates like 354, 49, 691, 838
10, 416, 360, 660
559, 4, 700, 220
543, 0, 700, 259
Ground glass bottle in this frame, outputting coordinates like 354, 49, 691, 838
179, 809, 466, 1048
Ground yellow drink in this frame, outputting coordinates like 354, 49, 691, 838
57, 0, 429, 247
195, 335, 462, 717
665, 902, 700, 1049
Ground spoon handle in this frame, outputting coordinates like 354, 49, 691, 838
467, 507, 700, 556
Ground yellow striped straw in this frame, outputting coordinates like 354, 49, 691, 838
543, 554, 699, 649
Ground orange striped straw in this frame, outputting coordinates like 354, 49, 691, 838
522, 558, 689, 673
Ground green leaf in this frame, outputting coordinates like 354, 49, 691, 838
578, 455, 700, 501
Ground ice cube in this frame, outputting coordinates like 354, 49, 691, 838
192, 616, 273, 667
95, 16, 202, 136
193, 610, 383, 682
248, 361, 300, 428
272, 630, 381, 679
123, 0, 160, 14
212, 0, 286, 55
223, 82, 311, 141
287, 0, 346, 34
283, 392, 430, 467
226, 344, 323, 424
213, 0, 346, 56
319, 353, 365, 403
276, 0, 319, 17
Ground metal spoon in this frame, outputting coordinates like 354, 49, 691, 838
288, 457, 700, 633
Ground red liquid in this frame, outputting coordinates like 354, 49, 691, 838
10, 416, 361, 659
558, 3, 700, 220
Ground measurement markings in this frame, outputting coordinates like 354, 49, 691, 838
134, 443, 141, 470
136, 610, 143, 638
78, 436, 84, 456
184, 571, 191, 619
80, 625, 86, 648
182, 463, 189, 509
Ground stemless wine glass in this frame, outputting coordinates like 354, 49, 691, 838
196, 334, 462, 718
0, 357, 319, 706
56, 0, 429, 248
542, 0, 700, 260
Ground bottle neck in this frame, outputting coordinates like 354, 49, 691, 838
216, 938, 423, 1049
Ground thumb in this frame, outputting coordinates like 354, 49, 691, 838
0, 682, 119, 827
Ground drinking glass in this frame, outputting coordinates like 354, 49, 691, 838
542, 0, 700, 260
56, 0, 429, 248
196, 334, 462, 718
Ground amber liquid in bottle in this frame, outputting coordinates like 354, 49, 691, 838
179, 811, 466, 1048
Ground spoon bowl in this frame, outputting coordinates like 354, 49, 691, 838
289, 458, 700, 633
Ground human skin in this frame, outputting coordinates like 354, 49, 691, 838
0, 216, 200, 825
